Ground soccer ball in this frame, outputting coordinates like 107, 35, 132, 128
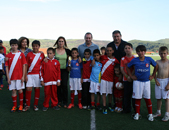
115, 82, 123, 89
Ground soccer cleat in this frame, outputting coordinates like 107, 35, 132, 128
147, 114, 154, 121
0, 84, 3, 88
53, 105, 60, 110
153, 112, 161, 117
0, 88, 2, 90
103, 109, 108, 114
87, 106, 91, 110
18, 105, 23, 112
115, 107, 118, 112
11, 106, 17, 112
58, 102, 62, 108
96, 106, 102, 111
23, 105, 30, 112
78, 103, 83, 109
90, 106, 95, 110
117, 108, 123, 113
67, 103, 74, 109
162, 115, 169, 122
108, 107, 114, 112
43, 107, 48, 111
83, 106, 87, 109
34, 105, 39, 111
133, 113, 140, 120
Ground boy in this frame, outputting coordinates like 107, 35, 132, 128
67, 48, 83, 109
127, 45, 157, 121
153, 46, 169, 121
100, 46, 106, 55
81, 49, 92, 109
100, 45, 119, 114
23, 40, 45, 111
41, 47, 61, 111
5, 39, 27, 112
120, 43, 136, 113
0, 47, 5, 90
90, 49, 102, 110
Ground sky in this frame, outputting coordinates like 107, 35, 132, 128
0, 0, 169, 41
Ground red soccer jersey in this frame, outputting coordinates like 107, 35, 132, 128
101, 55, 119, 82
40, 58, 61, 84
5, 51, 27, 80
26, 52, 45, 75
113, 75, 123, 98
82, 60, 92, 80
120, 55, 135, 81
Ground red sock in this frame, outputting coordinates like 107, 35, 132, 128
78, 92, 82, 104
34, 89, 40, 106
96, 103, 100, 106
19, 92, 23, 106
26, 91, 32, 106
12, 95, 17, 107
135, 99, 141, 114
118, 101, 122, 109
71, 93, 75, 104
144, 98, 152, 114
91, 102, 95, 106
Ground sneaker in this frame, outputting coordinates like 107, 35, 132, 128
87, 106, 91, 110
53, 105, 60, 110
162, 115, 169, 122
0, 84, 3, 88
115, 107, 118, 112
23, 105, 30, 112
68, 103, 74, 109
78, 103, 83, 109
18, 105, 23, 112
133, 113, 140, 120
147, 114, 154, 121
43, 107, 48, 111
11, 106, 17, 112
34, 105, 39, 111
58, 102, 62, 107
117, 108, 123, 113
83, 106, 87, 109
153, 112, 161, 117
108, 107, 114, 112
103, 109, 108, 114
90, 105, 95, 110
96, 105, 102, 111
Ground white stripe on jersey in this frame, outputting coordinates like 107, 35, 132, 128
28, 53, 41, 73
101, 58, 115, 75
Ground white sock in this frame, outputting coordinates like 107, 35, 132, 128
165, 112, 169, 116
157, 110, 161, 114
149, 114, 153, 116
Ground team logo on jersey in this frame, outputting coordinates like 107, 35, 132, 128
30, 57, 32, 59
146, 63, 149, 67
55, 62, 57, 65
98, 64, 101, 67
40, 57, 42, 59
19, 56, 22, 59
76, 63, 79, 66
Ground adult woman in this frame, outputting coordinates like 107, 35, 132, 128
53, 36, 70, 108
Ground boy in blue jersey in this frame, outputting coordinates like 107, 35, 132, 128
127, 45, 157, 121
67, 48, 83, 109
89, 49, 102, 110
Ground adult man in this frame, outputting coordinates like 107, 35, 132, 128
107, 30, 127, 62
78, 32, 99, 58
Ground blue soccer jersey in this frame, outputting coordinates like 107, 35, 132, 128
90, 61, 102, 83
69, 59, 82, 78
127, 56, 156, 82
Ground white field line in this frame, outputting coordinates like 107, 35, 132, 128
91, 109, 96, 130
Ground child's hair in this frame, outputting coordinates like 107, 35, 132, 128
100, 46, 106, 50
71, 48, 78, 53
114, 64, 120, 70
159, 46, 168, 52
136, 45, 146, 52
124, 43, 133, 48
32, 40, 40, 46
106, 44, 114, 50
0, 40, 3, 43
93, 49, 100, 55
47, 47, 55, 53
84, 48, 91, 55
10, 39, 19, 46
0, 46, 4, 51
18, 37, 29, 49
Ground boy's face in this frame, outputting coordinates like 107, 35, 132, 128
114, 68, 120, 75
21, 39, 27, 48
11, 44, 18, 51
101, 49, 105, 55
84, 52, 91, 59
93, 53, 100, 61
0, 49, 4, 54
124, 45, 133, 54
136, 50, 146, 58
32, 44, 40, 53
159, 50, 168, 60
106, 47, 114, 57
47, 50, 55, 59
71, 50, 78, 58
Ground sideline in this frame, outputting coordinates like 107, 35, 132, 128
91, 109, 96, 130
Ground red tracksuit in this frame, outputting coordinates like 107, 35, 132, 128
41, 58, 61, 108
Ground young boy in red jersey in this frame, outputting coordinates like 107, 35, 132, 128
23, 40, 45, 111
41, 47, 61, 111
81, 49, 92, 109
6, 39, 27, 112
100, 45, 119, 114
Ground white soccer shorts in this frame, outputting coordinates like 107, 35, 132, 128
69, 78, 82, 91
9, 80, 25, 90
26, 74, 41, 88
100, 79, 113, 94
89, 81, 100, 93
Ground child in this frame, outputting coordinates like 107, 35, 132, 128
0, 47, 5, 90
127, 45, 157, 121
120, 43, 136, 113
41, 47, 61, 111
67, 48, 83, 109
114, 64, 123, 113
81, 49, 92, 109
153, 46, 169, 121
90, 49, 102, 110
5, 39, 27, 112
23, 40, 45, 111
100, 45, 119, 114
100, 46, 106, 55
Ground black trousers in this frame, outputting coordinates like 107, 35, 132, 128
123, 81, 135, 113
0, 70, 3, 82
82, 82, 91, 106
57, 69, 69, 105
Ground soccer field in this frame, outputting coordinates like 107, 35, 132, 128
1, 55, 169, 130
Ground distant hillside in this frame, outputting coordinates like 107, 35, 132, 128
2, 38, 169, 53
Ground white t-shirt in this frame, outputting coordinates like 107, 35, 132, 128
0, 54, 5, 70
